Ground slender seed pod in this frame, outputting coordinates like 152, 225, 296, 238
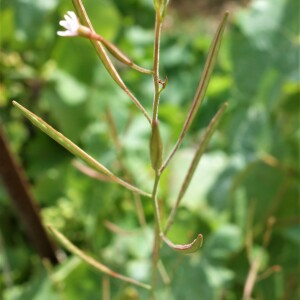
150, 120, 163, 171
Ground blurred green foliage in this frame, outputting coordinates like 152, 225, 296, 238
0, 0, 299, 299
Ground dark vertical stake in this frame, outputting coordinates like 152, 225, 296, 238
0, 121, 58, 264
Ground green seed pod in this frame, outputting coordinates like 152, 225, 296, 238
150, 120, 163, 171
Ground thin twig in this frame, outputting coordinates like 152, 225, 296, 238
72, 160, 113, 183
102, 275, 110, 300
243, 217, 277, 299
243, 255, 261, 300
157, 260, 171, 285
103, 220, 137, 236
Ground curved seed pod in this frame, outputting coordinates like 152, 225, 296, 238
162, 234, 203, 254
150, 120, 163, 171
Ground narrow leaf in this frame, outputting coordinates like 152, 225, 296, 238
164, 102, 228, 234
160, 12, 229, 173
47, 225, 151, 290
13, 101, 151, 198
162, 233, 203, 254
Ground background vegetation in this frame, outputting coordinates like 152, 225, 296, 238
0, 0, 299, 299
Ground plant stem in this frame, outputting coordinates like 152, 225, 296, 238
151, 172, 163, 298
152, 10, 163, 122
102, 275, 110, 300
152, 173, 163, 234
150, 9, 165, 297
243, 254, 262, 300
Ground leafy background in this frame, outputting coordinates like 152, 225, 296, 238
0, 0, 299, 299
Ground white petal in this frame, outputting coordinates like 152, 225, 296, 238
67, 11, 77, 20
69, 22, 78, 32
58, 11, 80, 37
57, 31, 69, 36
57, 30, 77, 37
59, 20, 68, 28
65, 16, 78, 30
64, 15, 73, 26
